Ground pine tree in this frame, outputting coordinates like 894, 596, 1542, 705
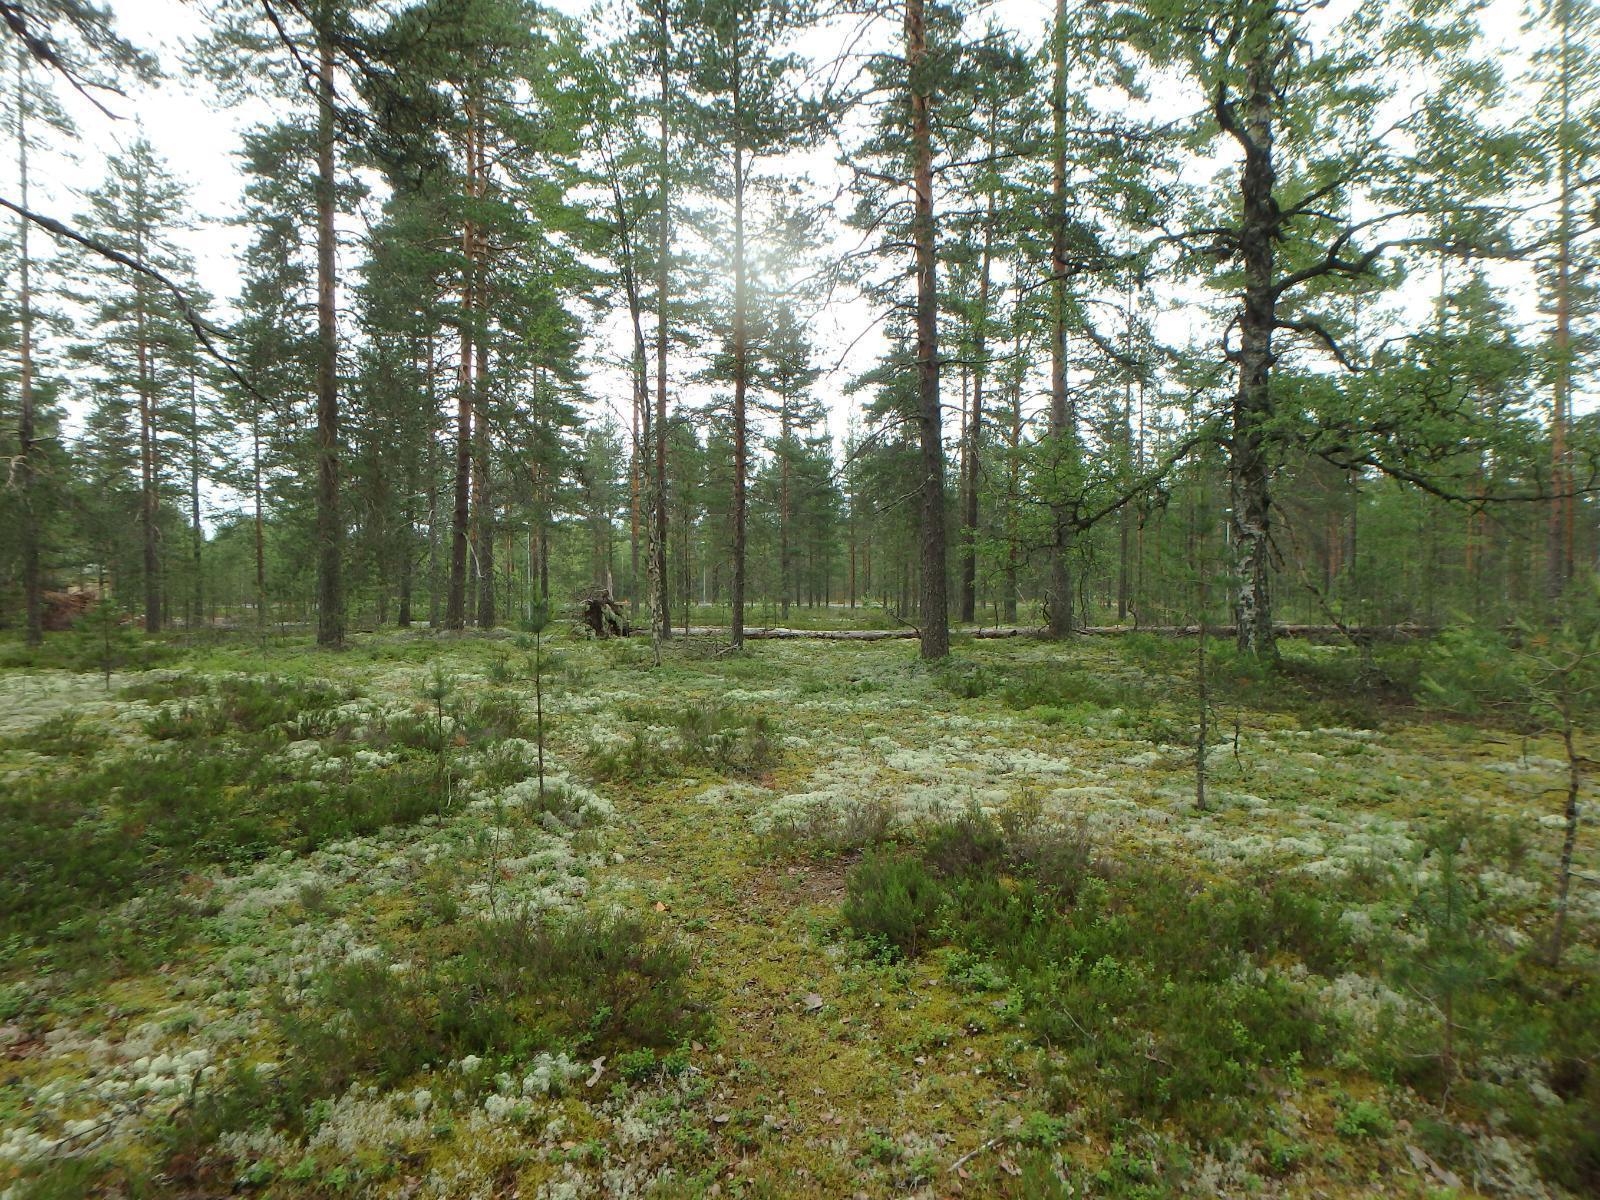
68, 138, 201, 633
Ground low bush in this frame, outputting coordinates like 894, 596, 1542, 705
760, 797, 893, 858
674, 705, 778, 776
933, 659, 994, 699
842, 852, 943, 958
4, 711, 105, 757
268, 910, 707, 1103
0, 739, 445, 955
841, 811, 1349, 1145
590, 702, 780, 782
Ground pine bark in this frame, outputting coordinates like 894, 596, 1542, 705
961, 147, 994, 625
135, 190, 161, 635
780, 392, 792, 619
908, 0, 948, 659
446, 99, 476, 631
188, 366, 203, 626
252, 398, 266, 629
1004, 275, 1023, 624
313, 27, 344, 647
652, 3, 673, 643
730, 45, 748, 651
474, 339, 496, 627
1046, 0, 1073, 639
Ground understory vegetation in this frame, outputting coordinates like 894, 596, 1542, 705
0, 627, 1595, 1198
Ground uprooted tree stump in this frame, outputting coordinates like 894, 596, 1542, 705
43, 589, 98, 631
576, 588, 631, 638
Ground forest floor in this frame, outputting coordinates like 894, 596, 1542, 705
0, 627, 1595, 1199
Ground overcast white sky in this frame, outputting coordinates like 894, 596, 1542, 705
25, 0, 1549, 470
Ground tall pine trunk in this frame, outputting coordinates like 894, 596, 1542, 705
1046, 0, 1073, 639
474, 339, 496, 627
730, 47, 748, 651
135, 196, 161, 635
252, 396, 266, 629
908, 0, 948, 659
472, 110, 496, 629
961, 143, 994, 625
446, 98, 477, 631
426, 340, 441, 628
399, 368, 416, 628
188, 365, 203, 627
1004, 275, 1023, 624
780, 392, 791, 618
652, 4, 672, 642
313, 25, 344, 647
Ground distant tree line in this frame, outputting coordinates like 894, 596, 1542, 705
0, 0, 1596, 657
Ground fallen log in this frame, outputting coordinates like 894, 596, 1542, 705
644, 622, 1434, 643
978, 623, 1434, 640
680, 625, 917, 641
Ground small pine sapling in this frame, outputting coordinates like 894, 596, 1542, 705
1423, 587, 1600, 966
71, 600, 140, 689
518, 599, 551, 802
422, 663, 456, 814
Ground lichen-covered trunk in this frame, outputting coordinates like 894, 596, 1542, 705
908, 0, 948, 660
313, 29, 344, 647
1231, 43, 1277, 661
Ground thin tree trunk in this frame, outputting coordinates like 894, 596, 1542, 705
780, 391, 792, 619
188, 364, 203, 628
908, 0, 948, 660
730, 45, 748, 650
14, 52, 40, 645
630, 325, 643, 613
961, 110, 996, 626
313, 25, 343, 647
472, 109, 496, 629
426, 340, 441, 628
252, 397, 266, 629
1005, 279, 1022, 624
652, 4, 672, 645
1551, 701, 1581, 965
446, 99, 476, 632
474, 339, 496, 627
399, 364, 416, 627
1548, 0, 1575, 606
1046, 0, 1073, 640
135, 192, 161, 635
